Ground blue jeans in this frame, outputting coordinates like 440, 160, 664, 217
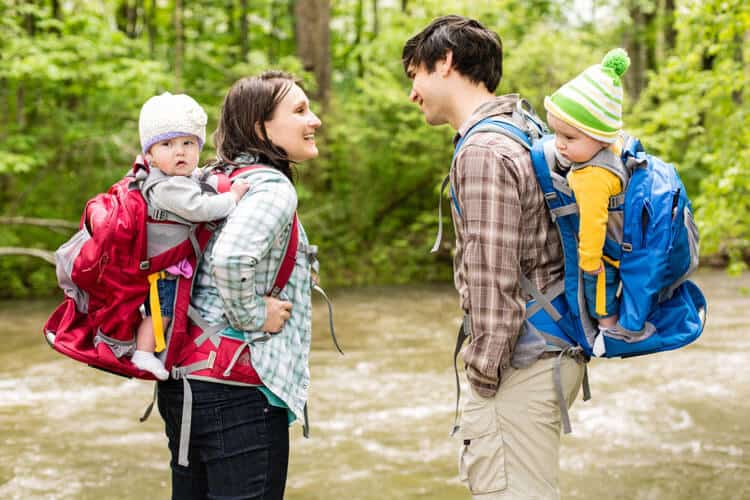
582, 262, 620, 319
143, 278, 177, 317
157, 379, 289, 500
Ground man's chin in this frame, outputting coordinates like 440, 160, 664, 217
424, 114, 446, 126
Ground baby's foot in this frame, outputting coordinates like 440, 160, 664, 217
593, 327, 608, 357
132, 350, 169, 380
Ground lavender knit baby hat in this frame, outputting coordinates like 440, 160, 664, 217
138, 92, 207, 154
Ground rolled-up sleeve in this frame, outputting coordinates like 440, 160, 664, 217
209, 179, 297, 331
454, 144, 526, 396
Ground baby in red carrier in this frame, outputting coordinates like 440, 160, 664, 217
133, 92, 249, 379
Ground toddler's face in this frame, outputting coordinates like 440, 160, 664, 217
547, 113, 608, 164
146, 135, 200, 176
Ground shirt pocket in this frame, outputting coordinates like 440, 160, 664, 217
458, 401, 507, 495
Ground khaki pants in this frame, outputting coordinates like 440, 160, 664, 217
458, 355, 585, 499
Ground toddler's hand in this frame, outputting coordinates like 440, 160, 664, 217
231, 179, 250, 202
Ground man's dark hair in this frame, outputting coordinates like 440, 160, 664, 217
402, 15, 503, 92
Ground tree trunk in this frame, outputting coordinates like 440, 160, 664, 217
623, 1, 655, 100
354, 0, 364, 77
663, 0, 676, 51
16, 85, 25, 129
371, 0, 379, 39
226, 0, 235, 35
294, 0, 331, 104
240, 0, 249, 62
146, 0, 157, 58
25, 2, 36, 36
127, 0, 137, 38
50, 0, 62, 33
174, 0, 184, 91
401, 0, 407, 13
732, 31, 746, 105
269, 0, 281, 61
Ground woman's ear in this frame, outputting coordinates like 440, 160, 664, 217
254, 122, 264, 139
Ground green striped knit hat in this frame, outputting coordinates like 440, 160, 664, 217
544, 48, 630, 143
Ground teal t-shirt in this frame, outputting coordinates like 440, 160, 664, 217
258, 386, 296, 425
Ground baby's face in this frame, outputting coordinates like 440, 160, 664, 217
146, 135, 200, 176
547, 112, 608, 164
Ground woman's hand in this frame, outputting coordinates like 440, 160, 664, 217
231, 179, 251, 202
262, 296, 293, 333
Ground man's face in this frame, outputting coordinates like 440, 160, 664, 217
407, 62, 449, 126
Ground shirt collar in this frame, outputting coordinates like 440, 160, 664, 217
453, 94, 521, 146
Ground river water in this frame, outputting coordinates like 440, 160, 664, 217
0, 270, 748, 499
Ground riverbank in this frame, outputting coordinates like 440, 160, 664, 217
0, 269, 748, 499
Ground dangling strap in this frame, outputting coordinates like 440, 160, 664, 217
450, 316, 470, 436
178, 377, 193, 467
313, 284, 343, 355
169, 353, 217, 467
542, 335, 590, 435
302, 403, 310, 438
521, 273, 592, 434
147, 271, 167, 352
139, 383, 158, 423
431, 175, 452, 253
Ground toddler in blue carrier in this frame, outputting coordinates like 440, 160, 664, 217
543, 49, 632, 356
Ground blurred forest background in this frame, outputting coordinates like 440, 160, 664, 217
0, 0, 748, 298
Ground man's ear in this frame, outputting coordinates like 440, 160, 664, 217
438, 50, 454, 77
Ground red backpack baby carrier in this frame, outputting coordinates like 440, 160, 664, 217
43, 156, 301, 383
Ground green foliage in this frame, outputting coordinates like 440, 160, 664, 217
632, 0, 750, 270
0, 0, 746, 298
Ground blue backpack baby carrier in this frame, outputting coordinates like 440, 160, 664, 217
440, 100, 707, 433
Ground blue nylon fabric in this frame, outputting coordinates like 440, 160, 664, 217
449, 120, 706, 358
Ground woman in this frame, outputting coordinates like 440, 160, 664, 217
157, 71, 322, 499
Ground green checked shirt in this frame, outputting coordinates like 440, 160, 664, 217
191, 160, 313, 421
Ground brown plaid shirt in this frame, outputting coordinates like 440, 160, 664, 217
450, 95, 564, 397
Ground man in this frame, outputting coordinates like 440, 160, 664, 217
403, 16, 585, 499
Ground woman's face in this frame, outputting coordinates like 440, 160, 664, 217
264, 83, 322, 163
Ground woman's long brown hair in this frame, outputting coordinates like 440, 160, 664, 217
213, 70, 300, 182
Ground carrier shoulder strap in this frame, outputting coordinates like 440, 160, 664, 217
431, 100, 544, 252
218, 164, 300, 297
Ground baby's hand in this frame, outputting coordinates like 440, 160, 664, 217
231, 179, 251, 202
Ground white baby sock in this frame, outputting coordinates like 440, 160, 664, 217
593, 327, 608, 357
132, 350, 169, 380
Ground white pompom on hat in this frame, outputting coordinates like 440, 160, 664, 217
138, 92, 207, 154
